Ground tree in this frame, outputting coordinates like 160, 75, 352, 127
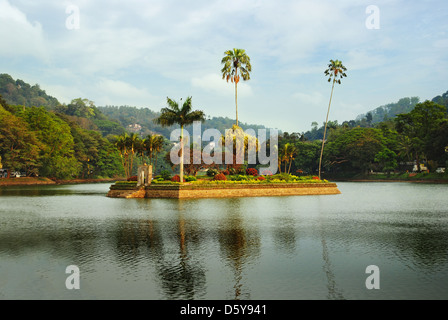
18, 107, 80, 179
374, 148, 398, 175
221, 48, 252, 126
395, 100, 448, 171
325, 127, 386, 174
115, 134, 131, 179
318, 59, 347, 179
145, 134, 164, 174
154, 97, 205, 183
0, 105, 42, 176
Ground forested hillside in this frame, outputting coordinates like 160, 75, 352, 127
278, 94, 448, 178
1, 72, 447, 180
98, 105, 268, 139
0, 73, 60, 109
0, 95, 124, 179
303, 91, 448, 141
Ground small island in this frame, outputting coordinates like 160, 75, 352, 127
107, 166, 341, 199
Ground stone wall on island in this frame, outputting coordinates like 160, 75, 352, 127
107, 183, 341, 199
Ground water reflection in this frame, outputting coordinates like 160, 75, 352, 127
0, 183, 448, 299
113, 203, 207, 299
217, 198, 261, 300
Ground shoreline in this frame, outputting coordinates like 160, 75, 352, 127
332, 178, 448, 184
0, 177, 123, 187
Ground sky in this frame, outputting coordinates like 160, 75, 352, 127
1, 0, 447, 133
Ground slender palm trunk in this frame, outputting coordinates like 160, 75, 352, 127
288, 157, 293, 174
235, 81, 238, 127
180, 125, 184, 183
318, 79, 336, 180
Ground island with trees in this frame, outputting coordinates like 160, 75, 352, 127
1, 48, 447, 194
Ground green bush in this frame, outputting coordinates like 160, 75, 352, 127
185, 176, 197, 182
230, 175, 249, 181
207, 168, 220, 177
160, 170, 171, 181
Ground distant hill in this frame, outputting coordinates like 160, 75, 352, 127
355, 97, 420, 124
432, 90, 448, 109
303, 90, 448, 141
0, 73, 270, 140
0, 73, 60, 109
98, 105, 268, 139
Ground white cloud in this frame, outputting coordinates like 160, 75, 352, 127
191, 73, 253, 97
94, 79, 158, 107
0, 0, 47, 60
292, 91, 325, 107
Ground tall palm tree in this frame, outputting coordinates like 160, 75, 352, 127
154, 97, 205, 183
287, 144, 297, 174
221, 48, 252, 127
115, 133, 130, 178
318, 59, 347, 180
145, 134, 164, 174
126, 133, 140, 178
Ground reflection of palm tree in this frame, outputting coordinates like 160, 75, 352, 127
318, 209, 344, 300
320, 236, 344, 300
218, 199, 260, 299
156, 206, 206, 299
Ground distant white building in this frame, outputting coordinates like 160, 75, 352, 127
127, 123, 142, 133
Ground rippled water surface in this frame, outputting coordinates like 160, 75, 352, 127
0, 182, 447, 300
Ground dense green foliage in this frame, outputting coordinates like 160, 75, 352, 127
276, 99, 448, 177
0, 96, 124, 179
0, 74, 60, 109
1, 72, 447, 181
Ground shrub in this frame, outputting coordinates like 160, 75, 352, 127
257, 176, 266, 181
214, 173, 227, 181
160, 170, 171, 181
221, 170, 230, 175
312, 176, 320, 180
171, 175, 186, 182
127, 176, 138, 181
207, 168, 220, 177
185, 176, 197, 182
230, 175, 249, 181
246, 168, 258, 176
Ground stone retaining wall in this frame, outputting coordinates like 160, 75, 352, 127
107, 183, 341, 199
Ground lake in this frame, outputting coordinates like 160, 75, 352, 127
0, 182, 447, 300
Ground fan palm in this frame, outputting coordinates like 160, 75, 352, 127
154, 97, 205, 183
318, 59, 347, 180
221, 48, 252, 127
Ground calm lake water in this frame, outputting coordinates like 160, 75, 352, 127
0, 182, 447, 300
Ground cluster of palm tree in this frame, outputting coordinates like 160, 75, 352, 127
278, 143, 297, 174
151, 49, 346, 183
115, 132, 164, 179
